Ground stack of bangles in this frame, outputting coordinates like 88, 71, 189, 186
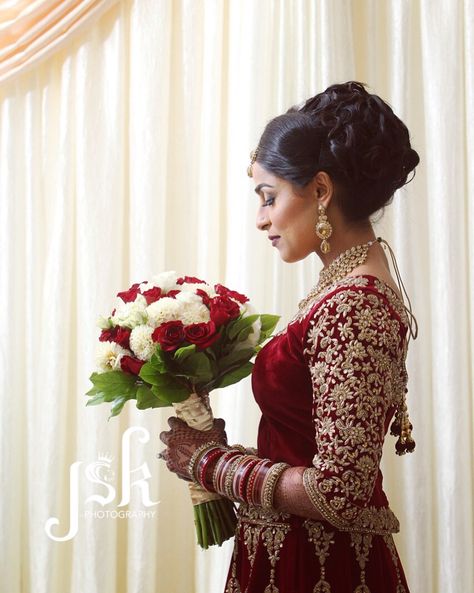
187, 441, 290, 510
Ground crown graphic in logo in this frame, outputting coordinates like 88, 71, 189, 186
97, 452, 114, 464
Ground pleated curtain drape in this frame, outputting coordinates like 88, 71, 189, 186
0, 1, 473, 592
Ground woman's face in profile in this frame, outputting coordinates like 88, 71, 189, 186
252, 162, 320, 263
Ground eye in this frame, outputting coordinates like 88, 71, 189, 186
263, 196, 275, 207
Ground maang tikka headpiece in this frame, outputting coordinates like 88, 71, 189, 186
247, 145, 260, 177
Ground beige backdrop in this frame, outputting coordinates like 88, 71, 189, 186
0, 1, 473, 592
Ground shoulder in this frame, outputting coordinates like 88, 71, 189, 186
301, 275, 409, 355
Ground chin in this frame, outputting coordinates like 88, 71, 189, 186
278, 250, 306, 264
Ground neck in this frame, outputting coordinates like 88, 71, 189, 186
318, 224, 377, 267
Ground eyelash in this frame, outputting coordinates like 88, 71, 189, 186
263, 196, 275, 207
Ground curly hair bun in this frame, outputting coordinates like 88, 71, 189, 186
257, 81, 420, 222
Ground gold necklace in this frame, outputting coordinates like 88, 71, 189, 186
298, 237, 381, 312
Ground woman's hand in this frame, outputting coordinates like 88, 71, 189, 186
158, 416, 228, 481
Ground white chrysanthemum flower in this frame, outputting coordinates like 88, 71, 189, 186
96, 315, 113, 329
129, 325, 156, 361
150, 270, 179, 293
178, 302, 211, 325
146, 297, 183, 327
111, 295, 148, 329
96, 342, 129, 372
175, 290, 203, 305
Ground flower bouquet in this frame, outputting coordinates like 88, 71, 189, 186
85, 271, 279, 548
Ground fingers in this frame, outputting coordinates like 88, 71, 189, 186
214, 418, 226, 431
159, 430, 169, 444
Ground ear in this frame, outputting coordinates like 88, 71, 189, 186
312, 171, 334, 209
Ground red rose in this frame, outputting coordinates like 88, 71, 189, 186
195, 288, 211, 307
152, 320, 185, 351
120, 355, 145, 376
166, 290, 180, 299
215, 283, 249, 304
117, 282, 141, 303
142, 286, 162, 305
99, 326, 131, 350
177, 276, 206, 285
209, 296, 240, 326
184, 321, 219, 350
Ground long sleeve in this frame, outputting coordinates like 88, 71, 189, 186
301, 286, 408, 533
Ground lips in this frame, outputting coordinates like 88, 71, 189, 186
268, 235, 280, 241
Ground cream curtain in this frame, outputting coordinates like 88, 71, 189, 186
0, 0, 119, 83
0, 1, 473, 592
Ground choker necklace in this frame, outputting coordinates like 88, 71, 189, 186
298, 237, 380, 312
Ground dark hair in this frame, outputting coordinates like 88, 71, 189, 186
254, 81, 420, 223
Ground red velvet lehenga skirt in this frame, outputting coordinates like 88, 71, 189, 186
223, 502, 410, 593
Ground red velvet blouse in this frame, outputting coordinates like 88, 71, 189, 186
224, 274, 412, 593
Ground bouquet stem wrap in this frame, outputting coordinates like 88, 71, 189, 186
172, 392, 237, 547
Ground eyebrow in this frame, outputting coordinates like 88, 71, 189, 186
254, 183, 275, 195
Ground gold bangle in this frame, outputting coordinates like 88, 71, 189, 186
187, 441, 227, 483
261, 462, 290, 510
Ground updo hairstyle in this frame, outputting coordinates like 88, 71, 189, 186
254, 81, 420, 223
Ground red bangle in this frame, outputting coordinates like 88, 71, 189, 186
215, 450, 242, 494
237, 457, 260, 502
198, 448, 226, 491
249, 460, 272, 505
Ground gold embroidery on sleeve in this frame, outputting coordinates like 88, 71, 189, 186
302, 284, 408, 532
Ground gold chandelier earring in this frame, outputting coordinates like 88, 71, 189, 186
315, 204, 332, 254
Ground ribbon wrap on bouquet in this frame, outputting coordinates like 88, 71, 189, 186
172, 391, 223, 504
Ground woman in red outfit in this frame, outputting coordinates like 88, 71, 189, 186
159, 81, 420, 593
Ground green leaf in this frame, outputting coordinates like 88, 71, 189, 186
218, 348, 256, 372
136, 385, 169, 409
236, 325, 255, 343
108, 395, 130, 419
216, 361, 254, 389
139, 354, 168, 385
227, 315, 259, 341
150, 348, 168, 372
85, 384, 101, 396
173, 344, 196, 363
258, 314, 280, 340
87, 371, 137, 398
85, 393, 107, 406
260, 314, 280, 333
177, 352, 214, 383
150, 376, 190, 404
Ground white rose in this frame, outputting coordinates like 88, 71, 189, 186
111, 295, 148, 329
179, 303, 211, 325
147, 297, 183, 327
150, 271, 179, 293
235, 301, 261, 349
95, 342, 129, 372
129, 325, 156, 361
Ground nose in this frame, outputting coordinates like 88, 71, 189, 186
256, 207, 270, 231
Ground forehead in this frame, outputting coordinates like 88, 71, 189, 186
252, 162, 280, 190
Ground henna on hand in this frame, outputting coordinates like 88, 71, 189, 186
159, 416, 228, 481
